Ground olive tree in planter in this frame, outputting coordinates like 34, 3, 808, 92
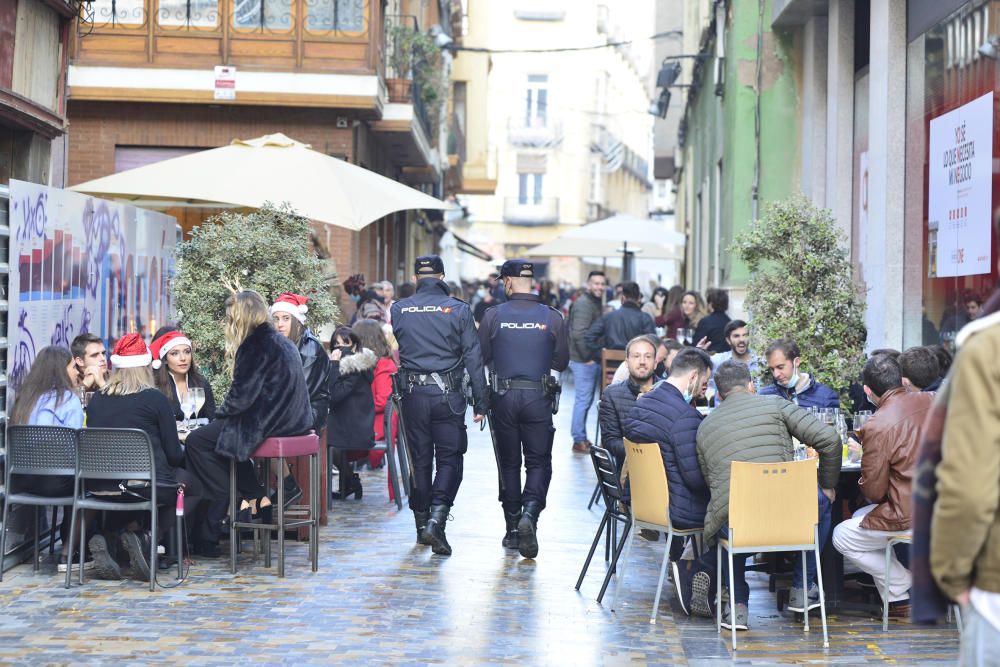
172, 203, 339, 399
730, 195, 866, 405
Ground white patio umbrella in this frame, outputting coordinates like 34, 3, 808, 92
69, 133, 447, 231
526, 214, 685, 261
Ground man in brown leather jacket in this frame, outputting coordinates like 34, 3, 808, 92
832, 354, 935, 617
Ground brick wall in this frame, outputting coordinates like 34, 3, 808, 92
67, 100, 404, 319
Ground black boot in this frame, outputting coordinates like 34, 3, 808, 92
413, 510, 432, 546
421, 504, 452, 556
518, 501, 542, 559
502, 511, 521, 549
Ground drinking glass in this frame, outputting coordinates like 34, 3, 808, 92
180, 393, 196, 430
191, 387, 206, 425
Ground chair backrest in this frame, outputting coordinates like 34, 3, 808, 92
590, 445, 629, 520
76, 428, 155, 482
5, 425, 78, 478
624, 439, 670, 528
601, 348, 627, 392
729, 459, 817, 549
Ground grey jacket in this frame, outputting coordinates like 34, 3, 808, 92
568, 293, 603, 363
696, 390, 841, 544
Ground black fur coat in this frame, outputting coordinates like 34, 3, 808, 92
215, 323, 313, 462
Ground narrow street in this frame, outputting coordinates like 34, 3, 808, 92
0, 388, 958, 665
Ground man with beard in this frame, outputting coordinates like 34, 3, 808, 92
598, 335, 658, 468
623, 348, 714, 600
567, 271, 608, 453
707, 321, 760, 403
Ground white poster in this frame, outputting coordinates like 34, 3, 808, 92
214, 65, 236, 100
928, 91, 994, 278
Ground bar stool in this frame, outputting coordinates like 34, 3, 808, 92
229, 432, 320, 577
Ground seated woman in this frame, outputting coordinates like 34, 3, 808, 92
328, 326, 377, 500
270, 293, 330, 507
184, 290, 313, 520
86, 333, 203, 581
8, 346, 89, 573
352, 318, 398, 479
150, 327, 216, 422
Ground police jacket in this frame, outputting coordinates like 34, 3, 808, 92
390, 278, 488, 413
478, 293, 569, 382
624, 381, 709, 529
759, 374, 840, 410
298, 328, 331, 433
584, 301, 656, 360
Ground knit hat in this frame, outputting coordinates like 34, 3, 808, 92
269, 292, 308, 324
110, 333, 152, 369
149, 330, 192, 370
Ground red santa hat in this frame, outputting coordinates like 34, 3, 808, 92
269, 292, 308, 325
149, 330, 193, 370
110, 333, 152, 369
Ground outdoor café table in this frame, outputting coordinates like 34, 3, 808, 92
820, 461, 868, 610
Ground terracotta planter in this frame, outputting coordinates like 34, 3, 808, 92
387, 78, 412, 103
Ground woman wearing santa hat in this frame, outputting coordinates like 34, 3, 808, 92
85, 332, 205, 581
150, 326, 216, 423
269, 292, 330, 507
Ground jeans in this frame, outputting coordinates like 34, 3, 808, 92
694, 527, 750, 606
960, 604, 1000, 667
569, 360, 600, 443
792, 486, 833, 589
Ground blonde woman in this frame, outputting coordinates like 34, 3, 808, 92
184, 290, 313, 521
86, 333, 201, 580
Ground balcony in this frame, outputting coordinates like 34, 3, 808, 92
508, 117, 562, 148
503, 197, 559, 226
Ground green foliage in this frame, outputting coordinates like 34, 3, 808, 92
730, 195, 866, 408
388, 24, 446, 134
171, 204, 339, 398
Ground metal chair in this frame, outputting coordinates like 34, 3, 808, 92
883, 534, 912, 631
232, 433, 320, 577
66, 428, 159, 591
0, 426, 77, 581
717, 460, 829, 649
576, 445, 632, 603
610, 440, 704, 624
327, 406, 408, 511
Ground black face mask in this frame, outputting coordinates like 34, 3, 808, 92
655, 361, 667, 377
335, 345, 354, 357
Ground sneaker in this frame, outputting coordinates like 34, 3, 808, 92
690, 570, 714, 618
673, 561, 694, 616
88, 534, 122, 580
57, 557, 95, 573
788, 583, 821, 612
639, 529, 660, 542
120, 530, 152, 582
721, 603, 749, 631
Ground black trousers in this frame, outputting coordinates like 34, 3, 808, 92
491, 388, 555, 515
401, 386, 468, 511
183, 419, 266, 501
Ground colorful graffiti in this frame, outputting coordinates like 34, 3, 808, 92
7, 180, 177, 406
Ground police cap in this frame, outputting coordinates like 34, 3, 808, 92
414, 255, 445, 275
499, 259, 535, 278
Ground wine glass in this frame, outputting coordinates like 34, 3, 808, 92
191, 387, 206, 426
180, 392, 196, 431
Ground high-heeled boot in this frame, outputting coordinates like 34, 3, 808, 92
502, 511, 521, 549
421, 504, 452, 556
518, 501, 542, 559
413, 510, 432, 545
331, 473, 363, 500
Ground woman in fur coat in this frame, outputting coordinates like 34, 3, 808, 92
327, 326, 377, 500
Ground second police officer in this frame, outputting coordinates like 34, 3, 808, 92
478, 259, 569, 559
390, 256, 488, 556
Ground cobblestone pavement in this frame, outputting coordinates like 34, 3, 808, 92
0, 390, 960, 665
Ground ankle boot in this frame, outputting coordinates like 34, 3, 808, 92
502, 511, 521, 549
421, 504, 452, 556
518, 501, 542, 559
413, 510, 432, 546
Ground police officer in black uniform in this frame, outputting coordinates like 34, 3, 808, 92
390, 255, 488, 556
478, 259, 569, 559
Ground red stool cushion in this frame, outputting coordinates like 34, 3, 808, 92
252, 432, 319, 458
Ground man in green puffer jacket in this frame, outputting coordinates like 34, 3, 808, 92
675, 361, 841, 630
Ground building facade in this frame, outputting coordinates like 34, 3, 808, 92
456, 0, 655, 285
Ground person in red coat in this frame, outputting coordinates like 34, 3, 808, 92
353, 318, 400, 498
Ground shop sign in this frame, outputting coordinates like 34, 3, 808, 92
928, 91, 993, 277
214, 66, 236, 100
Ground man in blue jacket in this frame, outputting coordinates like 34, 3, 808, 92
623, 347, 714, 615
758, 338, 840, 409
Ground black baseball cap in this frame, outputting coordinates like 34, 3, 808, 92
499, 259, 535, 278
414, 255, 445, 275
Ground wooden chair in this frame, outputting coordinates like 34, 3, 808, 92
719, 460, 829, 649
610, 440, 704, 624
600, 348, 627, 394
